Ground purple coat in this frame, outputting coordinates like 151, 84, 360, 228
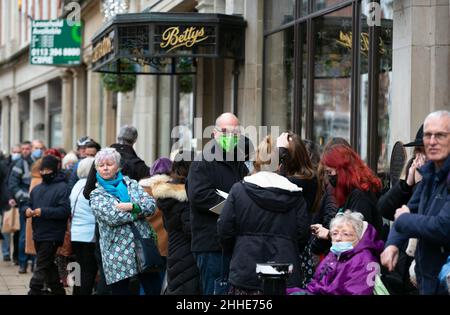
303, 223, 384, 295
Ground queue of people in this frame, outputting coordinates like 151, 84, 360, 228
0, 110, 448, 296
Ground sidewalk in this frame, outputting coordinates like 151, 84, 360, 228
0, 257, 32, 295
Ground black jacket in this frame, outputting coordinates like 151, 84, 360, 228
377, 180, 414, 221
25, 172, 71, 242
217, 172, 310, 290
0, 159, 12, 211
343, 188, 383, 234
83, 143, 150, 199
152, 178, 201, 295
186, 146, 248, 252
286, 176, 318, 213
310, 185, 339, 255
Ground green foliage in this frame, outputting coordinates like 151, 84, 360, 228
101, 72, 136, 93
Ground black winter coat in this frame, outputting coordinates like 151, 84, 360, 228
186, 146, 248, 252
25, 172, 71, 242
377, 180, 415, 221
217, 172, 310, 291
310, 185, 338, 255
152, 178, 201, 295
286, 176, 319, 213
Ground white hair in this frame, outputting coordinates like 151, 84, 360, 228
330, 210, 365, 240
94, 148, 121, 169
77, 157, 95, 178
424, 110, 450, 131
62, 152, 78, 169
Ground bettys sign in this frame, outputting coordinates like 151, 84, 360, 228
160, 26, 209, 53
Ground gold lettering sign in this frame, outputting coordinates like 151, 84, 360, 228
335, 31, 386, 56
92, 36, 113, 63
160, 26, 209, 53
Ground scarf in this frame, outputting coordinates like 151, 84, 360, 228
96, 171, 130, 202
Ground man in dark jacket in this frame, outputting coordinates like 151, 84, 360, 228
381, 110, 450, 295
186, 113, 249, 295
25, 155, 70, 295
7, 141, 37, 273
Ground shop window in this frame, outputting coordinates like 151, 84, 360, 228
314, 0, 348, 12
377, 0, 393, 174
265, 0, 296, 32
312, 6, 352, 146
49, 112, 62, 148
264, 27, 294, 133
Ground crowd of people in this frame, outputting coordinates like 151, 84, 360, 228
0, 109, 448, 295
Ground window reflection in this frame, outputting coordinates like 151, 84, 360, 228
378, 0, 393, 174
264, 27, 294, 132
265, 0, 295, 32
313, 6, 353, 146
314, 0, 348, 12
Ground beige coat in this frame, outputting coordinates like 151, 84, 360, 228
139, 174, 170, 257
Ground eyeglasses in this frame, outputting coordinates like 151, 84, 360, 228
423, 132, 450, 142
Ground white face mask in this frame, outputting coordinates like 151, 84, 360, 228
11, 153, 21, 161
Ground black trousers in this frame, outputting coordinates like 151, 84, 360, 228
29, 241, 64, 294
71, 241, 98, 295
93, 223, 111, 295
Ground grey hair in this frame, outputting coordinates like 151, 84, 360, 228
117, 125, 138, 145
77, 157, 95, 178
424, 110, 450, 131
330, 210, 365, 240
215, 112, 239, 129
94, 148, 121, 169
62, 151, 78, 169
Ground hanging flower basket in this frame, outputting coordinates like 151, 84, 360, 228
101, 72, 136, 93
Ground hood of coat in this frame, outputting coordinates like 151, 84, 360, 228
140, 174, 187, 202
152, 181, 188, 203
242, 171, 303, 213
333, 223, 384, 260
139, 174, 171, 189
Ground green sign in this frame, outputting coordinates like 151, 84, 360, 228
30, 19, 82, 66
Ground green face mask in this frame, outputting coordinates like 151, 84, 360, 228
218, 135, 239, 153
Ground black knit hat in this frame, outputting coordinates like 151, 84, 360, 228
40, 155, 59, 173
403, 124, 424, 147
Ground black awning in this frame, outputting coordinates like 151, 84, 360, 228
91, 12, 246, 75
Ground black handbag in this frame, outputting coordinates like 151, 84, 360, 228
130, 223, 165, 273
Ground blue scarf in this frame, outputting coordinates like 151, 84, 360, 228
96, 171, 130, 202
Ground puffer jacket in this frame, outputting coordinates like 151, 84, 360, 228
217, 171, 310, 291
90, 175, 156, 285
151, 176, 201, 295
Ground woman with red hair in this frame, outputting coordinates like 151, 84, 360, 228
314, 144, 383, 234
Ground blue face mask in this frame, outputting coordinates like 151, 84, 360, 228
330, 242, 354, 256
31, 149, 42, 159
11, 153, 21, 161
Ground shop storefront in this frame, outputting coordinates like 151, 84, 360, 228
263, 0, 393, 174
91, 12, 246, 156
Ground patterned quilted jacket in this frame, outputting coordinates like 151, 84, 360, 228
90, 175, 156, 285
